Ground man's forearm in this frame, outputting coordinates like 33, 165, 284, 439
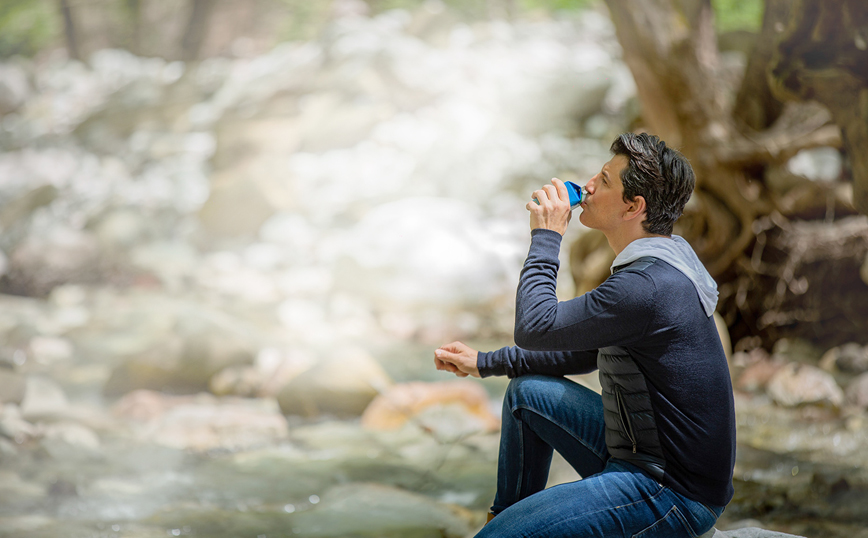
478, 347, 598, 378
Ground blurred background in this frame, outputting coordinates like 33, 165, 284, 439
1, 0, 867, 536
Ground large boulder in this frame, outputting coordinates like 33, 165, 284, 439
0, 370, 26, 405
276, 347, 392, 418
845, 372, 868, 409
103, 319, 257, 397
766, 363, 844, 408
20, 375, 69, 421
701, 528, 805, 538
290, 482, 472, 538
112, 390, 288, 451
361, 380, 498, 433
6, 224, 99, 297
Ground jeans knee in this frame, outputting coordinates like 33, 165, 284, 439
504, 375, 557, 412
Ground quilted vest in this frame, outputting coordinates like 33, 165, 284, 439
598, 257, 665, 481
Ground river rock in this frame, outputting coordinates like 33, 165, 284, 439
209, 347, 314, 397
91, 208, 149, 250
820, 342, 868, 374
20, 375, 69, 421
0, 404, 38, 444
0, 184, 58, 230
736, 355, 785, 393
197, 169, 276, 239
112, 389, 199, 421
0, 370, 26, 404
770, 338, 823, 364
7, 225, 100, 296
766, 363, 844, 408
276, 348, 392, 418
0, 62, 29, 114
290, 482, 472, 538
845, 372, 868, 409
40, 422, 101, 460
143, 397, 289, 451
702, 528, 805, 538
27, 336, 74, 365
103, 318, 257, 397
361, 380, 498, 432
113, 390, 288, 450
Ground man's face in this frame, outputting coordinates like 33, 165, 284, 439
578, 154, 631, 232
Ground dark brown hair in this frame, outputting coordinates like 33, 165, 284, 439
610, 133, 695, 236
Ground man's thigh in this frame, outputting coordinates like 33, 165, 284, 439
506, 375, 609, 469
478, 459, 717, 538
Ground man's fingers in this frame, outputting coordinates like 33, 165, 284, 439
435, 357, 458, 372
552, 177, 569, 201
531, 188, 549, 205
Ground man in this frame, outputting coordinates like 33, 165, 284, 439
434, 132, 735, 537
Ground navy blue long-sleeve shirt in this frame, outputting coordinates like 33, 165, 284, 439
478, 229, 736, 507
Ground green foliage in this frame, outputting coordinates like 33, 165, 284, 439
0, 0, 59, 58
276, 0, 596, 41
517, 0, 593, 12
711, 0, 764, 33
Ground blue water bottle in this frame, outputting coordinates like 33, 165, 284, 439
533, 181, 587, 210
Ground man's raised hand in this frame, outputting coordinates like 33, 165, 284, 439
527, 177, 572, 235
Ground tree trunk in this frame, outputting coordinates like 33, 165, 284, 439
124, 0, 143, 55
58, 0, 80, 61
180, 0, 216, 62
769, 0, 868, 216
570, 0, 868, 349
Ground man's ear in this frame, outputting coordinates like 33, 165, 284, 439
623, 196, 646, 222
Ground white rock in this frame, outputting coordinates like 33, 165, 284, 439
93, 209, 148, 249
41, 422, 101, 459
0, 63, 30, 114
0, 404, 38, 443
767, 363, 844, 408
277, 347, 393, 418
20, 375, 69, 421
290, 482, 471, 538
144, 396, 289, 451
10, 226, 100, 292
27, 336, 74, 365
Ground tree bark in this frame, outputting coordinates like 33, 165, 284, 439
570, 0, 868, 349
180, 0, 216, 61
58, 0, 80, 61
769, 0, 868, 216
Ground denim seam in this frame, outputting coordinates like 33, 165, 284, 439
536, 485, 669, 536
515, 409, 525, 502
699, 501, 720, 521
512, 404, 609, 463
632, 505, 695, 538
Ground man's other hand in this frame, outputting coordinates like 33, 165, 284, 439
527, 177, 572, 235
434, 341, 480, 378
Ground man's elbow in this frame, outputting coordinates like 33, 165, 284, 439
514, 327, 543, 350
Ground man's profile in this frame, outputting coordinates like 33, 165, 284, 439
434, 132, 735, 537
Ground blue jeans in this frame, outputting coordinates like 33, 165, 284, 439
477, 375, 723, 537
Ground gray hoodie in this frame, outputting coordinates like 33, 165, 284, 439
611, 235, 718, 317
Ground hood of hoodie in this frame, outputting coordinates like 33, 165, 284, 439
611, 235, 718, 317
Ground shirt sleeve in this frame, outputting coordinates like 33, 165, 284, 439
512, 229, 654, 353
477, 346, 599, 378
